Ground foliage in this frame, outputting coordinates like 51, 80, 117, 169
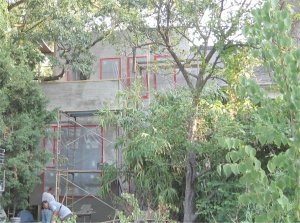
117, 193, 144, 223
6, 0, 115, 80
0, 2, 54, 215
53, 214, 77, 223
100, 89, 191, 208
107, 1, 262, 221
219, 0, 300, 221
100, 83, 252, 222
0, 42, 54, 214
117, 193, 176, 223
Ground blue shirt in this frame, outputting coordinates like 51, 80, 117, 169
48, 201, 72, 220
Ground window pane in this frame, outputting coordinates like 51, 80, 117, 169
45, 128, 55, 167
60, 126, 102, 170
127, 57, 148, 98
101, 59, 121, 80
154, 56, 175, 91
44, 126, 102, 196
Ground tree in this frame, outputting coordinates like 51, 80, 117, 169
99, 45, 256, 221
102, 0, 261, 221
6, 0, 116, 81
0, 0, 124, 214
0, 1, 55, 214
0, 43, 54, 215
219, 0, 300, 221
100, 85, 251, 222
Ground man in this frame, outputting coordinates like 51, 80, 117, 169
42, 187, 55, 203
42, 187, 55, 223
41, 200, 73, 222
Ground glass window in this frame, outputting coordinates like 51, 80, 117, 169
154, 55, 176, 91
127, 56, 149, 98
44, 125, 103, 196
100, 58, 121, 80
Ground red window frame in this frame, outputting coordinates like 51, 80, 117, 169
127, 56, 149, 99
153, 55, 177, 90
43, 124, 104, 197
100, 57, 122, 80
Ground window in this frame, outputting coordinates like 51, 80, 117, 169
59, 125, 103, 170
127, 56, 149, 99
44, 126, 56, 168
43, 125, 103, 196
66, 66, 88, 81
100, 58, 121, 80
153, 55, 176, 91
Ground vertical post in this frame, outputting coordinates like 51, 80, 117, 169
55, 111, 61, 200
147, 45, 151, 103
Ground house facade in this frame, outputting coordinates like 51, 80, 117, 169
29, 38, 277, 222
29, 40, 195, 222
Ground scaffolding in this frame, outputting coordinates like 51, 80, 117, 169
43, 53, 200, 221
45, 110, 118, 215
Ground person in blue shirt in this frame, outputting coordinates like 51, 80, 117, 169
41, 200, 73, 222
41, 187, 55, 223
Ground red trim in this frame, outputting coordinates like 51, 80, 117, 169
153, 55, 176, 90
100, 58, 122, 80
126, 57, 131, 87
127, 56, 149, 99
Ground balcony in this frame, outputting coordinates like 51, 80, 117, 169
41, 80, 122, 112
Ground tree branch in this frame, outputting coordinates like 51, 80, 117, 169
211, 76, 228, 84
206, 54, 220, 80
156, 1, 194, 90
23, 19, 46, 33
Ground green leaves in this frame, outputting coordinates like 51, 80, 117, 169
0, 42, 54, 211
222, 164, 232, 177
100, 90, 193, 208
229, 0, 300, 221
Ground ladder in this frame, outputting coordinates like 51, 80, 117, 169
55, 171, 75, 210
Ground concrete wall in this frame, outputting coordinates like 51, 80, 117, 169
42, 80, 121, 111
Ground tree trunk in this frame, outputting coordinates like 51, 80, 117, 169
183, 151, 197, 222
183, 98, 200, 222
